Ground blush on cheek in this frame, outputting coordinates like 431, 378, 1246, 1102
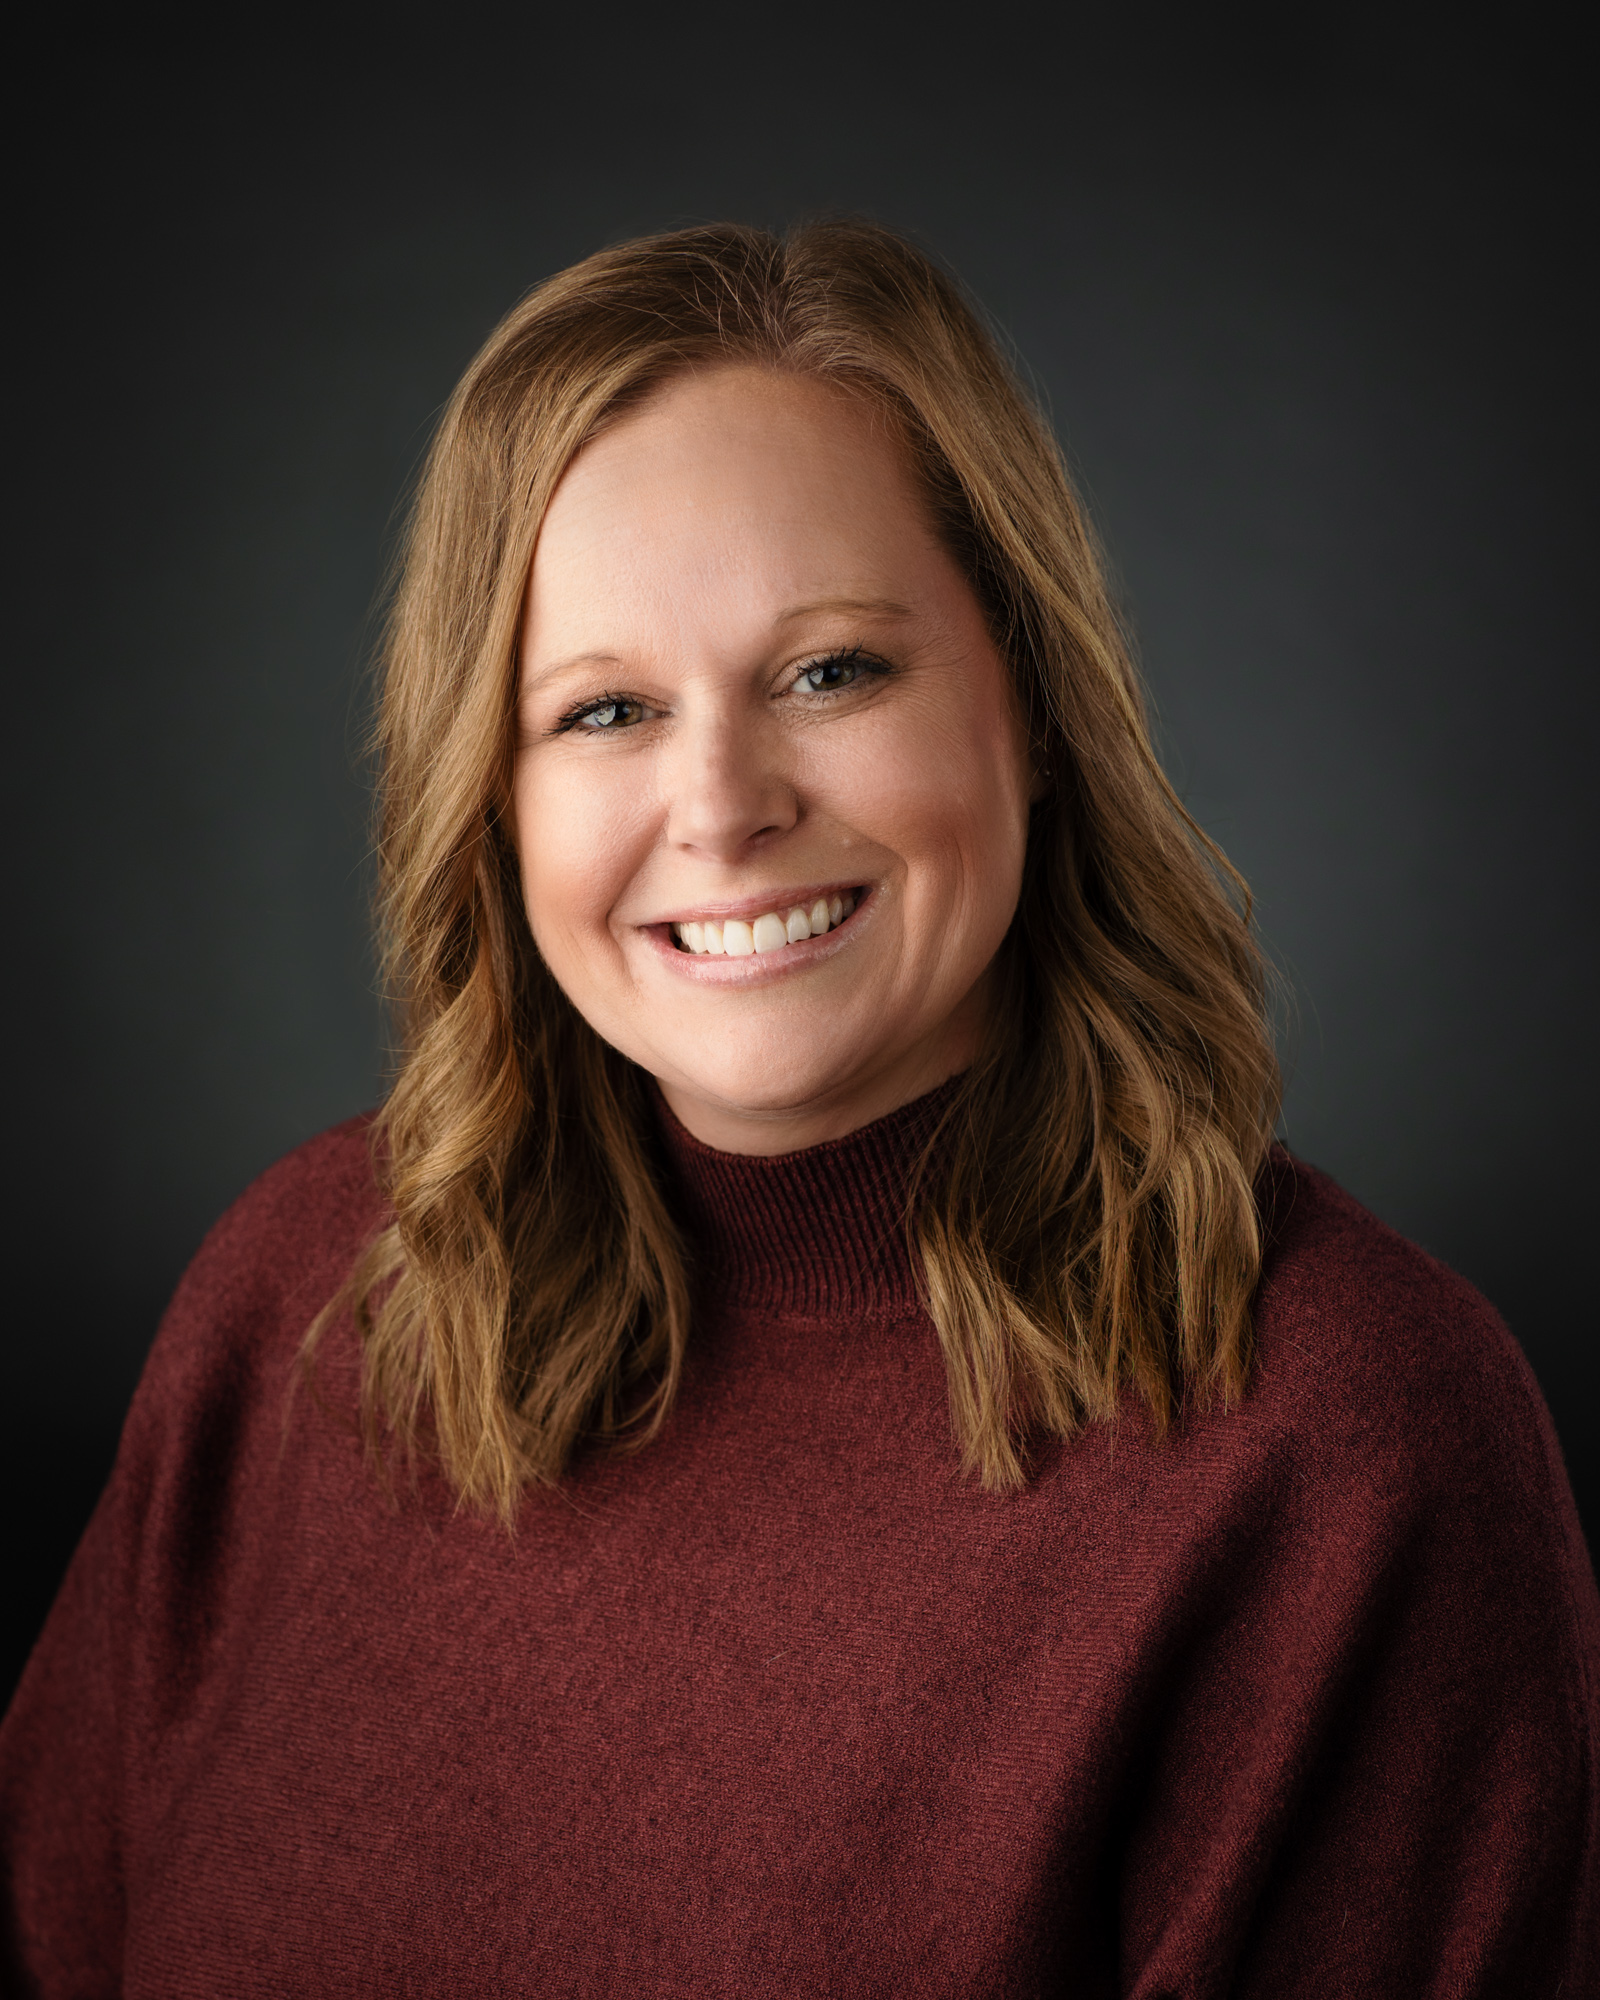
514, 768, 635, 950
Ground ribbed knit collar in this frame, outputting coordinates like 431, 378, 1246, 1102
655, 1079, 962, 1319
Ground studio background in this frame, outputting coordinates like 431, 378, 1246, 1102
7, 9, 1595, 1702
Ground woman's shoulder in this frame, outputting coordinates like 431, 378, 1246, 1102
1246, 1149, 1580, 1544
1084, 1150, 1598, 1761
186, 1113, 386, 1284
135, 1115, 387, 1415
1256, 1148, 1524, 1392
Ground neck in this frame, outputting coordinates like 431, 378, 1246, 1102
654, 1072, 965, 1316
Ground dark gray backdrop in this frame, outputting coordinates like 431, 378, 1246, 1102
7, 10, 1596, 1701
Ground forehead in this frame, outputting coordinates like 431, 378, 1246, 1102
523, 367, 949, 658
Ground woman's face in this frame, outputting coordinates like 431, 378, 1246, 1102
514, 365, 1035, 1155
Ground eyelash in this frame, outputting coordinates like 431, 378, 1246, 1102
549, 693, 651, 736
789, 645, 893, 697
549, 647, 891, 735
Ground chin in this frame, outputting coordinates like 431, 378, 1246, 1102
673, 1068, 846, 1121
657, 1051, 880, 1127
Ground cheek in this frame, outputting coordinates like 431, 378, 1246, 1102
821, 688, 1030, 893
512, 760, 645, 957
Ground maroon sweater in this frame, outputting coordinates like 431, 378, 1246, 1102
3, 1099, 1597, 1997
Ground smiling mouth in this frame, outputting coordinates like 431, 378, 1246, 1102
671, 889, 861, 956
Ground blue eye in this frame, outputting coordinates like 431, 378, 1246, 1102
795, 649, 881, 694
568, 696, 648, 731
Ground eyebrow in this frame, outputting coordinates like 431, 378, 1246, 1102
519, 596, 917, 692
772, 594, 915, 623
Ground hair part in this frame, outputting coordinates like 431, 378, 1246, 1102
307, 218, 1282, 1520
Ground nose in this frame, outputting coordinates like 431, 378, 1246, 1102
661, 699, 799, 862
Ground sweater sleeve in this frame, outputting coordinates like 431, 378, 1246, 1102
0, 1117, 379, 1998
1116, 1214, 1600, 1997
1, 1451, 134, 1995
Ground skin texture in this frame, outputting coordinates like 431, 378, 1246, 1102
514, 365, 1036, 1155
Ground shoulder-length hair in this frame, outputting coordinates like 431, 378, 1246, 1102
312, 219, 1281, 1520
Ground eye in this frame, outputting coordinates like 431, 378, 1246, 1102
790, 648, 885, 696
556, 694, 655, 734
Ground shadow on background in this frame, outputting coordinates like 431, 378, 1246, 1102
6, 5, 1596, 1701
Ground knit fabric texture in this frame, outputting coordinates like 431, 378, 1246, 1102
3, 1093, 1597, 1996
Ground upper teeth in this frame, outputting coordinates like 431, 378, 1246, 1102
674, 892, 856, 956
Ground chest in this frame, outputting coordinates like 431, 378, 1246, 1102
121, 1322, 1152, 1997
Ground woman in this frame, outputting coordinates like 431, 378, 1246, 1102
4, 221, 1595, 1996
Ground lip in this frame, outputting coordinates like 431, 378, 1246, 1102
637, 883, 874, 980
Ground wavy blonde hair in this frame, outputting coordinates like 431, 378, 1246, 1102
311, 219, 1281, 1519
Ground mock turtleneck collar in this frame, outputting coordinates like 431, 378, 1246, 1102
654, 1080, 962, 1319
